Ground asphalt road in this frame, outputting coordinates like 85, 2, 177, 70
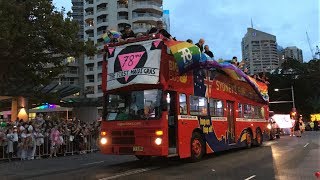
0, 131, 319, 180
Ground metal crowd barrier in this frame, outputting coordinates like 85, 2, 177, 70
0, 134, 99, 161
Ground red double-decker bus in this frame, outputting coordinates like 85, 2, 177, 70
99, 36, 270, 161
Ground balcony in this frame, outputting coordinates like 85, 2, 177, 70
132, 12, 161, 23
84, 0, 94, 9
84, 23, 94, 29
117, 3, 128, 11
62, 70, 79, 77
86, 33, 94, 39
118, 15, 128, 20
96, 7, 108, 16
97, 19, 108, 28
132, 1, 162, 12
117, 16, 129, 24
84, 56, 94, 64
85, 11, 94, 18
97, 30, 105, 36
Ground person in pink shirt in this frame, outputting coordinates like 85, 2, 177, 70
50, 126, 61, 157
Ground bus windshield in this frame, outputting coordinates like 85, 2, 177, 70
106, 89, 162, 121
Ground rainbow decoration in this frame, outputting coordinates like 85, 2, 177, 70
34, 104, 60, 110
163, 39, 268, 102
201, 60, 269, 102
102, 30, 121, 43
164, 40, 201, 73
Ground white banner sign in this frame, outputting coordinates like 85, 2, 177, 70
107, 40, 163, 90
271, 114, 294, 128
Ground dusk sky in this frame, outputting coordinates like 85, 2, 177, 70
53, 0, 319, 62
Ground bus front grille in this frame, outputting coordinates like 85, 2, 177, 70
112, 137, 135, 145
111, 130, 134, 136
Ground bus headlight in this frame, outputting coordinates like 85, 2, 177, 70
100, 137, 107, 145
155, 137, 162, 145
267, 124, 272, 130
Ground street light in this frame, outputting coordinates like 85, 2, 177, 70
270, 85, 295, 108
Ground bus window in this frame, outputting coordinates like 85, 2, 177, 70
190, 96, 207, 116
209, 99, 224, 117
179, 94, 187, 115
253, 106, 263, 119
238, 103, 244, 118
105, 89, 162, 120
244, 104, 252, 118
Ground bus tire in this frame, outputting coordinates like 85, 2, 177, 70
245, 131, 252, 148
255, 129, 263, 146
190, 132, 205, 162
135, 155, 151, 161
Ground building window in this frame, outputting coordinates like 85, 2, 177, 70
98, 85, 102, 93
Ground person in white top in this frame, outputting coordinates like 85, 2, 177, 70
20, 129, 27, 160
6, 128, 14, 160
12, 127, 19, 157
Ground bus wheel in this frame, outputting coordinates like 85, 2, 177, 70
190, 132, 205, 162
256, 129, 263, 146
135, 155, 151, 161
246, 131, 252, 148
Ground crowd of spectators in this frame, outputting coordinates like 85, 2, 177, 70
0, 114, 100, 161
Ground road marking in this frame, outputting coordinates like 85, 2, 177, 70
263, 141, 278, 146
244, 175, 256, 180
303, 143, 309, 148
211, 169, 216, 172
82, 161, 104, 166
99, 167, 157, 180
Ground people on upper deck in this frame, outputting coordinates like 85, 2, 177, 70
195, 38, 205, 53
120, 25, 135, 40
204, 45, 214, 58
230, 56, 245, 69
186, 39, 193, 44
148, 20, 173, 40
136, 33, 144, 38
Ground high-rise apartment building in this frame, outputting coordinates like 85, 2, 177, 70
83, 0, 163, 98
241, 28, 279, 74
284, 46, 303, 63
54, 0, 85, 97
72, 0, 85, 39
48, 0, 84, 98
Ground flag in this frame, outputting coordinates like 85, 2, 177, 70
102, 30, 121, 43
164, 40, 201, 74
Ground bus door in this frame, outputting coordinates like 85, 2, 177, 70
166, 91, 177, 154
226, 101, 236, 144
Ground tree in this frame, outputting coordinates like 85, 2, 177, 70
268, 58, 320, 116
0, 0, 96, 97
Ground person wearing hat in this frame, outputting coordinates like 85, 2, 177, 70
121, 25, 135, 40
148, 20, 173, 40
